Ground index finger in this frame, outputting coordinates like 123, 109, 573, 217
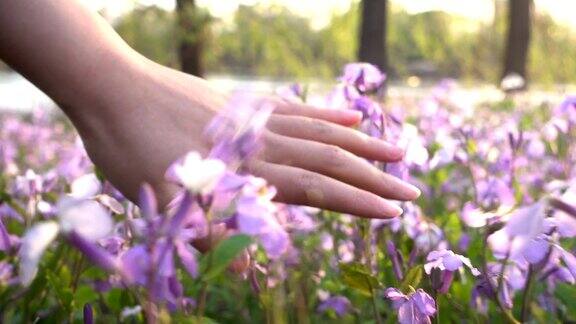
272, 99, 362, 126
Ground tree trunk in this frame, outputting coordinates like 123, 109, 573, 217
501, 0, 532, 90
176, 0, 203, 76
358, 0, 388, 75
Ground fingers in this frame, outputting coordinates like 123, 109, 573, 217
267, 114, 404, 162
271, 99, 362, 126
247, 160, 404, 219
262, 134, 420, 202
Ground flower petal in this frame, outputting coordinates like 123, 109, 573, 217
412, 289, 437, 316
58, 199, 113, 241
175, 240, 198, 278
70, 173, 101, 199
19, 221, 60, 286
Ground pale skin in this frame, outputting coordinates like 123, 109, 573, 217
0, 0, 420, 221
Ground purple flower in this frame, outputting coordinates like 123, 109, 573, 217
276, 205, 317, 233
425, 249, 480, 293
457, 233, 471, 252
386, 240, 404, 281
234, 177, 289, 259
352, 97, 385, 138
488, 201, 547, 261
460, 202, 501, 228
555, 95, 576, 124
472, 262, 523, 309
0, 217, 18, 252
0, 261, 16, 286
13, 169, 45, 197
340, 63, 386, 93
317, 295, 352, 317
475, 177, 516, 211
120, 244, 150, 285
550, 244, 576, 283
67, 231, 119, 273
206, 93, 273, 165
547, 186, 576, 238
542, 117, 569, 141
384, 288, 436, 324
276, 83, 305, 102
83, 303, 93, 324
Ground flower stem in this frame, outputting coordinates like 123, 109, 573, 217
360, 219, 381, 324
196, 282, 209, 320
480, 230, 520, 324
520, 265, 535, 322
370, 285, 382, 324
197, 199, 213, 320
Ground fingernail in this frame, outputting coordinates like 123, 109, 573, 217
341, 110, 363, 120
389, 203, 404, 217
387, 145, 405, 159
379, 199, 404, 218
404, 183, 421, 199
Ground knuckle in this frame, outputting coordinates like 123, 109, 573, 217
322, 145, 347, 169
297, 172, 326, 207
297, 172, 320, 190
311, 119, 332, 136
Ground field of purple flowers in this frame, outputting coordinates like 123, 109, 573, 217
0, 64, 575, 323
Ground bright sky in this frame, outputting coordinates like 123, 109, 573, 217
82, 0, 576, 30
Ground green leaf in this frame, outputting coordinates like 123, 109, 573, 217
94, 166, 106, 182
200, 234, 252, 281
531, 302, 561, 324
46, 270, 73, 311
555, 283, 576, 320
74, 285, 98, 308
105, 288, 123, 312
173, 315, 221, 324
339, 262, 380, 297
400, 266, 423, 293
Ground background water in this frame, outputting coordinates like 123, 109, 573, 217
0, 72, 571, 114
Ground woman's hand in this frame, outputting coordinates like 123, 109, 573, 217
75, 60, 419, 219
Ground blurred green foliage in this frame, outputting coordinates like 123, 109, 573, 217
113, 3, 576, 85
114, 6, 179, 69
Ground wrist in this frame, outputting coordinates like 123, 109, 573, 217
62, 49, 153, 135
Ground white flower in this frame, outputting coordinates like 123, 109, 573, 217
70, 173, 101, 199
165, 151, 226, 194
58, 199, 113, 241
19, 222, 59, 286
120, 305, 143, 319
69, 173, 124, 214
425, 249, 481, 276
398, 123, 429, 167
18, 197, 113, 286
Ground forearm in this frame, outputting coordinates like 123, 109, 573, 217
0, 0, 145, 118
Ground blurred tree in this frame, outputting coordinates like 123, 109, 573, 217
112, 3, 576, 85
529, 12, 576, 86
206, 5, 324, 78
175, 0, 211, 76
358, 0, 387, 76
501, 0, 533, 89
